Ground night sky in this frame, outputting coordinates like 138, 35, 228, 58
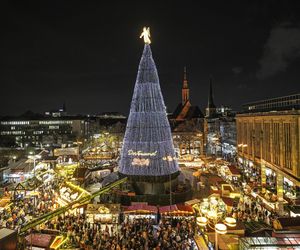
1, 1, 300, 116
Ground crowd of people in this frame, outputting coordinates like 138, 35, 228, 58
232, 193, 279, 227
1, 154, 295, 250
42, 215, 197, 250
0, 174, 62, 230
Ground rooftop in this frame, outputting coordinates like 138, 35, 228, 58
241, 93, 300, 113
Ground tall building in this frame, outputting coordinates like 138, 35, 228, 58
172, 68, 203, 121
0, 111, 90, 147
181, 67, 189, 105
205, 77, 217, 118
170, 68, 204, 158
119, 43, 180, 197
236, 93, 300, 211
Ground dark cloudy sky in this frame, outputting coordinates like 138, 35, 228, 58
1, 1, 300, 116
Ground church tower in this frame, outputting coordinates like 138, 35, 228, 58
205, 77, 216, 118
182, 67, 190, 105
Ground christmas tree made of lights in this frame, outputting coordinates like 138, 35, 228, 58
119, 43, 180, 182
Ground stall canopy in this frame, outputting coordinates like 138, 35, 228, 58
87, 203, 120, 214
228, 165, 241, 176
159, 204, 194, 215
25, 233, 55, 249
124, 204, 158, 214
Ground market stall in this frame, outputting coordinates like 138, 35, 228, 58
251, 190, 288, 211
86, 203, 120, 224
25, 233, 56, 250
221, 184, 240, 198
124, 204, 158, 221
159, 204, 194, 217
57, 181, 90, 207
55, 162, 79, 178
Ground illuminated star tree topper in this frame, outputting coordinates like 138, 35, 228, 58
140, 27, 151, 44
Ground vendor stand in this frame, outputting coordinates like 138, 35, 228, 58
159, 204, 194, 218
25, 233, 57, 250
227, 165, 241, 183
55, 162, 79, 178
124, 204, 158, 221
57, 181, 90, 207
86, 203, 120, 224
221, 184, 240, 199
13, 177, 42, 201
251, 190, 288, 212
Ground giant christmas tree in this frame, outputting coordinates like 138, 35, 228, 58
119, 29, 180, 193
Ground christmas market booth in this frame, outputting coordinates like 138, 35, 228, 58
0, 196, 11, 213
55, 162, 79, 179
25, 233, 67, 250
86, 203, 120, 224
219, 164, 241, 183
13, 177, 42, 200
56, 181, 90, 208
159, 204, 194, 218
124, 203, 158, 221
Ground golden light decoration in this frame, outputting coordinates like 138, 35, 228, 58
132, 158, 150, 166
224, 217, 236, 227
140, 27, 151, 44
215, 223, 227, 234
196, 216, 208, 227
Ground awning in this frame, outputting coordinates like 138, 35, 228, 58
222, 197, 235, 207
124, 204, 158, 214
159, 205, 177, 214
228, 165, 241, 176
159, 204, 194, 215
25, 233, 55, 248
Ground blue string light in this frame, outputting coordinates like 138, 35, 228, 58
119, 44, 179, 178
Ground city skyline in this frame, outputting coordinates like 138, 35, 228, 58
1, 1, 300, 116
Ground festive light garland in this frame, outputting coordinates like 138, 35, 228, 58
119, 44, 179, 177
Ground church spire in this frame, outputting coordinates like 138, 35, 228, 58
182, 66, 190, 105
206, 76, 216, 117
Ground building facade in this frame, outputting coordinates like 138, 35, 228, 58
205, 79, 236, 157
236, 94, 300, 210
170, 68, 205, 159
0, 114, 90, 147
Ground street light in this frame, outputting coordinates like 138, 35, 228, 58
28, 154, 41, 208
28, 154, 41, 181
194, 196, 236, 250
196, 216, 236, 250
